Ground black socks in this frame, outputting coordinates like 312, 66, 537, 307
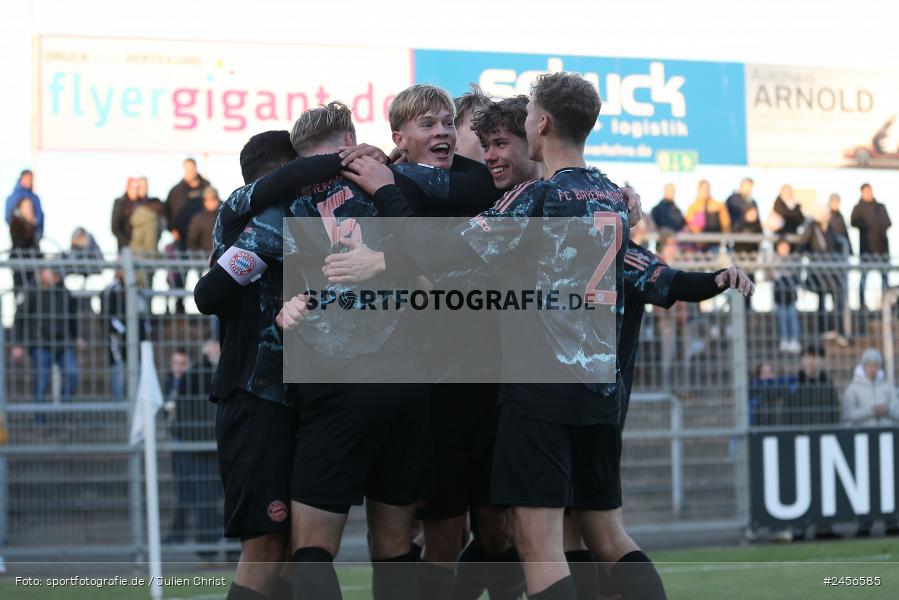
565, 550, 599, 600
528, 576, 577, 600
609, 550, 667, 600
418, 560, 456, 600
372, 549, 419, 600
292, 547, 341, 600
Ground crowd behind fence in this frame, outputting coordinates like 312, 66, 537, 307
0, 233, 897, 560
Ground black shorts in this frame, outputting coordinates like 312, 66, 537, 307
489, 405, 622, 510
292, 383, 429, 512
416, 383, 500, 520
465, 383, 501, 509
215, 390, 298, 540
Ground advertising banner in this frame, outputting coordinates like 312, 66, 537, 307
750, 429, 897, 528
36, 36, 413, 153
745, 64, 899, 168
414, 49, 747, 166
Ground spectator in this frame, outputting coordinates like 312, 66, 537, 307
828, 193, 852, 256
129, 203, 161, 258
9, 197, 41, 290
798, 204, 848, 346
166, 160, 209, 312
165, 158, 209, 246
772, 238, 801, 353
749, 362, 796, 426
841, 348, 899, 537
136, 177, 165, 219
111, 178, 141, 251
186, 186, 221, 255
851, 183, 891, 310
788, 344, 839, 426
771, 184, 804, 235
5, 169, 44, 239
731, 195, 764, 258
65, 227, 104, 279
730, 187, 762, 310
650, 183, 685, 232
842, 348, 898, 426
10, 268, 85, 404
828, 193, 852, 338
101, 272, 150, 403
725, 177, 755, 228
163, 345, 220, 550
685, 179, 730, 252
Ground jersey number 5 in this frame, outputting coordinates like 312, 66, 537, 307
585, 211, 622, 305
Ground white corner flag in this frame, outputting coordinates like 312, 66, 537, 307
130, 342, 165, 445
129, 341, 164, 600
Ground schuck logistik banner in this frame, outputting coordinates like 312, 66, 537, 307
413, 49, 748, 166
35, 36, 413, 153
746, 64, 899, 169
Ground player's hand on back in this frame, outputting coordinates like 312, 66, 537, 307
338, 144, 389, 167
621, 186, 642, 227
276, 294, 310, 330
715, 266, 755, 297
323, 237, 386, 283
342, 156, 396, 196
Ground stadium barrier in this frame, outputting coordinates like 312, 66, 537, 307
0, 235, 896, 559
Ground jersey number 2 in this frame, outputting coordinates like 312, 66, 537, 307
585, 211, 622, 305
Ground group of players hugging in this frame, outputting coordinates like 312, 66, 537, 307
193, 72, 754, 600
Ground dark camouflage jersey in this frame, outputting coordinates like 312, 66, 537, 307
211, 181, 292, 405
460, 168, 630, 425
622, 241, 677, 310
390, 162, 451, 205
280, 175, 418, 381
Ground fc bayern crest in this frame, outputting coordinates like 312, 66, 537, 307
229, 251, 256, 277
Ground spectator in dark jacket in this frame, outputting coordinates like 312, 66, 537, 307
10, 268, 85, 403
771, 184, 804, 235
732, 201, 763, 256
749, 362, 797, 426
163, 344, 220, 546
828, 193, 852, 255
828, 193, 852, 335
772, 238, 801, 353
725, 177, 755, 227
110, 178, 141, 251
9, 197, 41, 290
799, 205, 848, 345
650, 183, 685, 232
851, 183, 891, 310
5, 170, 44, 239
788, 344, 840, 426
186, 186, 221, 255
165, 158, 209, 247
165, 160, 209, 313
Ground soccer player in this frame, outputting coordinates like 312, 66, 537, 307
346, 71, 628, 600
279, 102, 429, 600
384, 83, 500, 600
470, 95, 754, 600
193, 130, 347, 600
453, 84, 492, 162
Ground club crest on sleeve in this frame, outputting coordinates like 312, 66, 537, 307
230, 250, 256, 277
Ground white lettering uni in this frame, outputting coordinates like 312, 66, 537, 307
478, 58, 686, 118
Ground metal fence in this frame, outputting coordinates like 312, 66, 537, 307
0, 241, 897, 559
